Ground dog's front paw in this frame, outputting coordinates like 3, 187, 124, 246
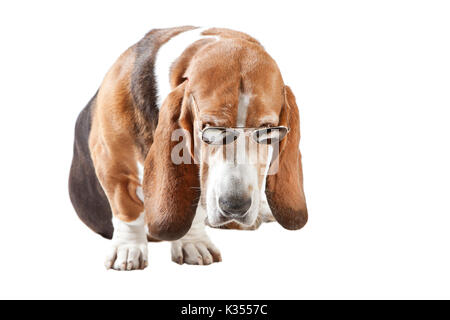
105, 216, 148, 271
171, 238, 222, 265
105, 242, 148, 271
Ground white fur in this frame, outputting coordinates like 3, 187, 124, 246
137, 161, 144, 182
155, 27, 217, 108
260, 145, 273, 195
104, 162, 148, 271
105, 212, 148, 271
205, 145, 261, 227
236, 93, 251, 127
171, 205, 221, 265
136, 162, 144, 202
136, 186, 144, 203
259, 146, 274, 220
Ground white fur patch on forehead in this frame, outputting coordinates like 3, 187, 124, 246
236, 93, 251, 127
155, 27, 218, 108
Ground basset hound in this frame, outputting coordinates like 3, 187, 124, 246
69, 26, 307, 270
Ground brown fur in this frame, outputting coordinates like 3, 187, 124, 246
265, 86, 308, 229
143, 81, 200, 240
86, 26, 307, 240
88, 47, 144, 223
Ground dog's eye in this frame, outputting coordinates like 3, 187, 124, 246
202, 128, 238, 145
252, 127, 289, 144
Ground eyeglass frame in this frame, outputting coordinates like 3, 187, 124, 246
190, 95, 290, 145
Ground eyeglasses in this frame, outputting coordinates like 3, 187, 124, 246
190, 95, 289, 146
199, 126, 289, 145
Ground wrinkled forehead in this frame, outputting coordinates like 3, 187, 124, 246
195, 92, 283, 128
188, 40, 285, 128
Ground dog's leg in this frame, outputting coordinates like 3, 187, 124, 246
96, 159, 148, 271
105, 210, 148, 271
94, 155, 147, 271
95, 158, 148, 271
171, 206, 222, 265
89, 117, 148, 271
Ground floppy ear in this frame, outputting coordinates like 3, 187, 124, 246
143, 80, 200, 240
265, 86, 308, 230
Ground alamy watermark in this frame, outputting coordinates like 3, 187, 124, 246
170, 128, 282, 175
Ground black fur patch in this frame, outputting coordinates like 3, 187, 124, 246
130, 29, 162, 155
68, 93, 114, 239
130, 27, 196, 156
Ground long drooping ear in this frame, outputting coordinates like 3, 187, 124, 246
143, 80, 199, 241
265, 86, 308, 230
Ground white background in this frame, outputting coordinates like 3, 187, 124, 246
0, 0, 449, 299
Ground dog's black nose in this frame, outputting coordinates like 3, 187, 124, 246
218, 196, 252, 217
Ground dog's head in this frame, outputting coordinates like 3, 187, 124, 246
143, 39, 307, 240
